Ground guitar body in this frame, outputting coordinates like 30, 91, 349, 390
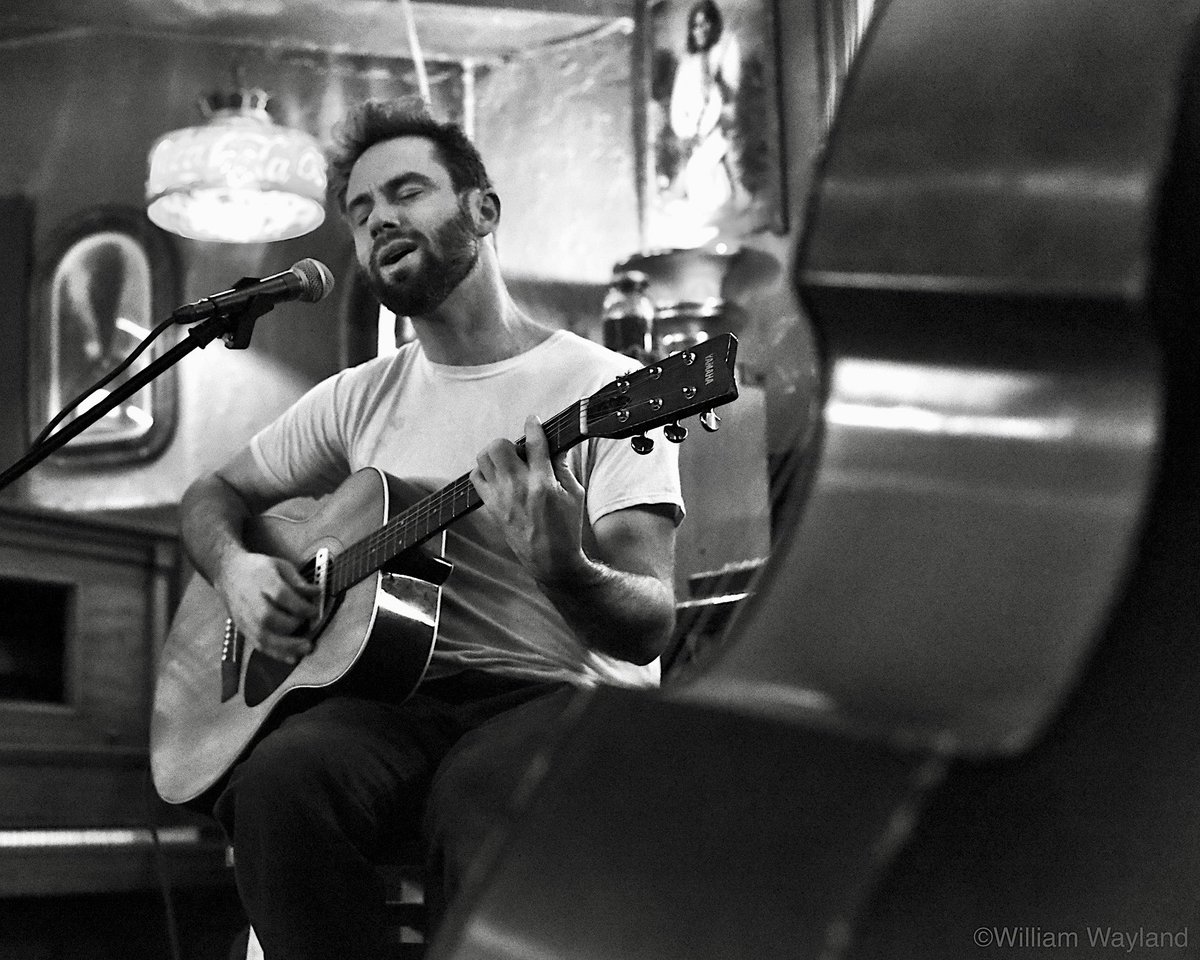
150, 467, 449, 806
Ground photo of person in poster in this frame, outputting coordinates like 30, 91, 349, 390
647, 0, 782, 248
668, 1, 746, 214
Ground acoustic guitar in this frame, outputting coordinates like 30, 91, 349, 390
150, 334, 740, 805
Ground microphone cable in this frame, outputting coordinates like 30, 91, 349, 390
143, 768, 185, 960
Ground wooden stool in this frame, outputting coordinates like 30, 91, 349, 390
230, 847, 427, 959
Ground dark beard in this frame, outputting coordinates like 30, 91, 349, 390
367, 207, 479, 317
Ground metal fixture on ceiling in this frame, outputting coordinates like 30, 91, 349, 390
0, 0, 634, 63
397, 0, 431, 102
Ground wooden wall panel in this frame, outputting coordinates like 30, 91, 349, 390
0, 506, 229, 896
0, 506, 175, 750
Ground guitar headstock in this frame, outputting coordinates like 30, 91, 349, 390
585, 334, 739, 445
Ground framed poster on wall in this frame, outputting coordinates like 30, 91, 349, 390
641, 0, 787, 250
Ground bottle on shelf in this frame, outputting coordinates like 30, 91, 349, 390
601, 270, 656, 363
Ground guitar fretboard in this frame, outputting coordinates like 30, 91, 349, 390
323, 401, 586, 593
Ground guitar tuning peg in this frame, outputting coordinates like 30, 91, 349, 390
699, 410, 721, 433
630, 434, 655, 455
663, 422, 688, 443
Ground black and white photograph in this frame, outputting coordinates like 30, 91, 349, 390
0, 1, 1196, 958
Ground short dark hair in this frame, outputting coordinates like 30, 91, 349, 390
326, 97, 492, 212
686, 0, 723, 53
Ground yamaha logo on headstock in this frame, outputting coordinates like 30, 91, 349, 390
585, 334, 738, 443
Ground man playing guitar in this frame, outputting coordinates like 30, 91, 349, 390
177, 97, 684, 958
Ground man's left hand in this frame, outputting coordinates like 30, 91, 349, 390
471, 415, 593, 586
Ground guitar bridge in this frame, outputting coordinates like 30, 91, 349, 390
313, 547, 331, 625
220, 617, 243, 703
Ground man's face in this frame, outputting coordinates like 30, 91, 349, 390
345, 136, 480, 317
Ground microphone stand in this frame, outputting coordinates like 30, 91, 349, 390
0, 289, 274, 495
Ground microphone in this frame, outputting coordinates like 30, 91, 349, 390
172, 259, 335, 324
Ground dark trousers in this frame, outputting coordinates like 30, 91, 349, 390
212, 670, 581, 960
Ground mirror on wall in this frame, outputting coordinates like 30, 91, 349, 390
28, 206, 179, 466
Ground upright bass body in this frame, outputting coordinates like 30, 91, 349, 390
150, 468, 448, 806
418, 6, 1199, 960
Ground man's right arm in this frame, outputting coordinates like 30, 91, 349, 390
180, 446, 319, 663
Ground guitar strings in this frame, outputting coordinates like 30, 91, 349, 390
345, 384, 632, 576
325, 371, 640, 590
335, 409, 577, 586
302, 341, 729, 591
325, 405, 583, 592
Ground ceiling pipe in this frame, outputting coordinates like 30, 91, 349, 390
396, 0, 432, 105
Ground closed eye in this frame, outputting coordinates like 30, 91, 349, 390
385, 172, 436, 201
346, 198, 371, 228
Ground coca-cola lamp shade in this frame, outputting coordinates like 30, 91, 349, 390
146, 89, 326, 244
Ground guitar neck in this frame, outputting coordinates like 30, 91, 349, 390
326, 401, 587, 593
317, 333, 740, 594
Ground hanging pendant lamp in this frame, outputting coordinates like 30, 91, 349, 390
146, 88, 327, 244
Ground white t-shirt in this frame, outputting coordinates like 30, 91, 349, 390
248, 330, 684, 688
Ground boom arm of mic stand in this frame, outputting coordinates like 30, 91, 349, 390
0, 299, 272, 495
